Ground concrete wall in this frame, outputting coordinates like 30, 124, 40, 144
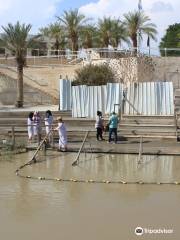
108, 58, 138, 84
0, 73, 54, 105
24, 65, 79, 96
1, 56, 180, 106
0, 65, 80, 103
91, 57, 180, 87
137, 57, 180, 88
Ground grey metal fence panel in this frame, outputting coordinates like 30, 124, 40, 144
72, 85, 87, 117
59, 79, 72, 111
71, 83, 123, 118
86, 85, 107, 118
124, 82, 174, 115
106, 83, 123, 114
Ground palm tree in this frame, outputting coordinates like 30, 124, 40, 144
40, 22, 66, 54
1, 22, 32, 107
80, 25, 97, 48
123, 11, 157, 51
111, 20, 129, 48
97, 17, 113, 47
97, 17, 128, 48
57, 9, 88, 51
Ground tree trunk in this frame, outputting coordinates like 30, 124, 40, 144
55, 38, 59, 55
132, 34, 138, 55
71, 35, 78, 52
72, 41, 78, 52
16, 64, 24, 108
104, 36, 110, 48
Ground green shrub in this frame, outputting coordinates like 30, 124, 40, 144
73, 64, 115, 86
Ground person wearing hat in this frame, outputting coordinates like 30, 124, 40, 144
55, 117, 67, 151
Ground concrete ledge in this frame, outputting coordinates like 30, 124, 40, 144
26, 140, 180, 155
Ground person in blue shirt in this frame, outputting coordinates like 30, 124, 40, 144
108, 112, 119, 143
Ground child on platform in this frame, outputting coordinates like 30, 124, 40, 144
55, 117, 67, 152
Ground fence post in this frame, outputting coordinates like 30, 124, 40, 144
12, 126, 15, 150
59, 75, 62, 111
51, 129, 54, 149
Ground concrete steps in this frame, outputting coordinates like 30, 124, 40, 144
0, 110, 71, 118
0, 110, 177, 141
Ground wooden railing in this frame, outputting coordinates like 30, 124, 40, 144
72, 131, 89, 166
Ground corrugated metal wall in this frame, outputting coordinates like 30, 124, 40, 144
72, 85, 87, 117
106, 83, 123, 114
86, 85, 107, 118
59, 79, 71, 111
124, 82, 174, 115
59, 79, 174, 117
72, 83, 123, 118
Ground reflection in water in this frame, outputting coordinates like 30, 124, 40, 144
40, 153, 175, 183
0, 152, 180, 240
20, 152, 178, 183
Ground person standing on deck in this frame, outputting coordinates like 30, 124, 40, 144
44, 110, 53, 145
33, 111, 41, 143
95, 111, 104, 141
27, 112, 34, 142
55, 117, 67, 152
108, 112, 119, 143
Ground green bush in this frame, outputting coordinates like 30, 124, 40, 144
72, 64, 115, 86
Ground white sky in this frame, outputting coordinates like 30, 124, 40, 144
0, 0, 179, 49
79, 0, 180, 48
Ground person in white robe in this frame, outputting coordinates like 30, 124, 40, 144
27, 112, 34, 142
55, 117, 67, 151
44, 110, 53, 134
44, 110, 53, 145
33, 111, 41, 142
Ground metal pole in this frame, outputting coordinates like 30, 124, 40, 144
12, 126, 15, 150
59, 75, 62, 111
52, 129, 54, 148
72, 131, 89, 166
30, 130, 53, 163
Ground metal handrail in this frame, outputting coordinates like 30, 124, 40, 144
72, 131, 89, 166
175, 112, 179, 140
29, 130, 53, 163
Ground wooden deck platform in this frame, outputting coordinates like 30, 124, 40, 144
26, 139, 180, 156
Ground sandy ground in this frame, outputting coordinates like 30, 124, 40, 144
0, 104, 59, 112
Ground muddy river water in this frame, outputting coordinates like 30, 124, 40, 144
0, 151, 180, 240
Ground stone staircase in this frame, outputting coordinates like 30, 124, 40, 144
120, 115, 176, 140
0, 110, 177, 142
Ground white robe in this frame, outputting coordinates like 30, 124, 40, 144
57, 122, 67, 148
33, 116, 41, 136
45, 116, 53, 134
27, 118, 34, 139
